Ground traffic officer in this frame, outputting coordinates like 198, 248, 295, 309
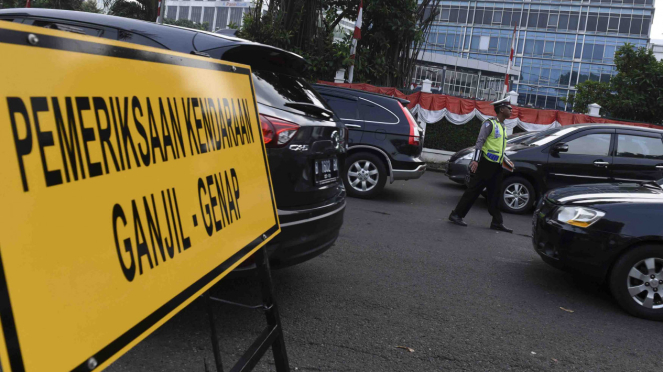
448, 97, 513, 233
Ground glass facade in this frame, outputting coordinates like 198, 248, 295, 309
165, 1, 251, 32
419, 0, 654, 111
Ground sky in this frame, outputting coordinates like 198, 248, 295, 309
652, 2, 663, 42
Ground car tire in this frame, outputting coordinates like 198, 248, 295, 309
500, 176, 535, 214
610, 245, 663, 321
343, 152, 387, 199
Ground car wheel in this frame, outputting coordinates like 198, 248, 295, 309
500, 177, 534, 214
343, 152, 387, 199
610, 245, 663, 321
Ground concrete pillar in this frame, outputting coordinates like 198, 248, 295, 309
508, 91, 518, 105
334, 69, 346, 84
588, 103, 601, 117
422, 79, 432, 93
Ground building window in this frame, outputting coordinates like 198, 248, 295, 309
216, 7, 229, 29
492, 11, 502, 24
178, 6, 190, 20
203, 7, 215, 31
229, 7, 244, 27
441, 8, 450, 21
191, 6, 202, 23
166, 6, 177, 20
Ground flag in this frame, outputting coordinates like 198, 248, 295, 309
156, 0, 164, 24
503, 23, 517, 98
347, 0, 363, 83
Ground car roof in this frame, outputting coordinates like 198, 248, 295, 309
0, 8, 304, 62
561, 123, 663, 134
312, 84, 410, 106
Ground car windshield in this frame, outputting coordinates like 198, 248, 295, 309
520, 127, 580, 147
507, 133, 535, 144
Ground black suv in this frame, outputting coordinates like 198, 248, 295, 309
0, 9, 347, 272
490, 124, 663, 214
313, 84, 426, 198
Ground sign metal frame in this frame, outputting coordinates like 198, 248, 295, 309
0, 23, 285, 372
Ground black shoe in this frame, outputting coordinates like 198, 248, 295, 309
490, 223, 513, 233
448, 211, 468, 227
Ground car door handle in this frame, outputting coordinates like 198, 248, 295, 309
345, 124, 361, 128
594, 161, 609, 167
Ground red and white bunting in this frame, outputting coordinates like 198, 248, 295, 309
347, 0, 363, 83
502, 23, 517, 97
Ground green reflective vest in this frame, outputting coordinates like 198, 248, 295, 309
482, 119, 506, 163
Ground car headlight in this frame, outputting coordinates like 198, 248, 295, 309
459, 153, 473, 161
555, 206, 605, 228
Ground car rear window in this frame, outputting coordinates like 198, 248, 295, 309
358, 98, 399, 124
252, 70, 332, 115
322, 94, 359, 120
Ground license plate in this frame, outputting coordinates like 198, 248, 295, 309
314, 158, 338, 185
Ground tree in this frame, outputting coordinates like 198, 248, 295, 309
237, 0, 438, 88
79, 0, 100, 13
353, 0, 439, 87
572, 44, 663, 124
238, 0, 352, 82
1, 0, 100, 12
109, 0, 157, 21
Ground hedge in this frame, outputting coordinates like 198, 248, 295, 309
422, 117, 525, 152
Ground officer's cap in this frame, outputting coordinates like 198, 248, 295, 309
491, 97, 512, 109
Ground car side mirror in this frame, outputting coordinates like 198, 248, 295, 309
552, 143, 569, 153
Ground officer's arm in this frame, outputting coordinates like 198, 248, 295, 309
472, 121, 493, 162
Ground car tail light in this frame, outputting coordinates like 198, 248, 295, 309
260, 114, 299, 147
399, 102, 420, 146
341, 127, 349, 149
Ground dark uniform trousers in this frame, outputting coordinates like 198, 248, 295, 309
454, 156, 504, 224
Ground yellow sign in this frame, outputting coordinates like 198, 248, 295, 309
0, 22, 279, 372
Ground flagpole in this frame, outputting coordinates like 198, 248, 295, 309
503, 23, 517, 99
348, 0, 363, 83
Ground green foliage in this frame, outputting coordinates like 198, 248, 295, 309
79, 0, 100, 13
109, 0, 157, 21
572, 44, 663, 124
164, 18, 208, 31
569, 80, 611, 114
353, 0, 430, 87
236, 0, 437, 86
424, 117, 484, 152
237, 1, 351, 82
1, 0, 99, 12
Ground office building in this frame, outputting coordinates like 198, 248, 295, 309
417, 0, 655, 111
164, 0, 252, 31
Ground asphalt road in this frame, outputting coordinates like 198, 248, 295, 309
107, 171, 663, 372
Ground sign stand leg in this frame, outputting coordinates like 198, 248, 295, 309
206, 291, 225, 372
254, 246, 290, 372
206, 246, 290, 372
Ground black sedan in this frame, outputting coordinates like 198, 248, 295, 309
450, 124, 663, 214
533, 180, 663, 320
